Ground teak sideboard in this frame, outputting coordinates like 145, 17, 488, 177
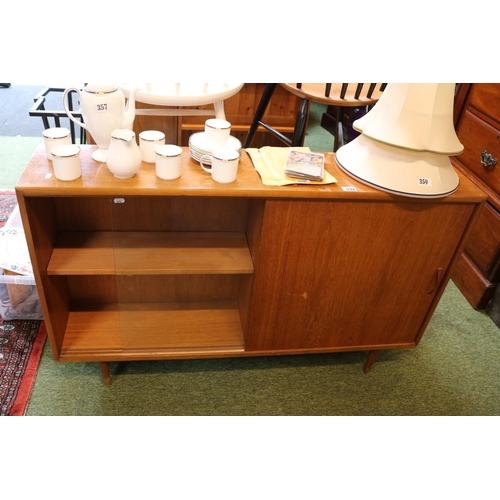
15, 145, 486, 385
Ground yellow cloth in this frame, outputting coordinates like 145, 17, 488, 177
246, 146, 337, 186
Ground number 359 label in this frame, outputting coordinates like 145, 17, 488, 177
96, 103, 108, 112
418, 178, 432, 186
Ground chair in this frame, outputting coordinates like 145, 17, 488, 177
243, 83, 387, 151
119, 83, 244, 145
120, 83, 244, 119
29, 87, 86, 144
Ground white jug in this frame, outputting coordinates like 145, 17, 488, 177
63, 83, 137, 163
106, 129, 142, 179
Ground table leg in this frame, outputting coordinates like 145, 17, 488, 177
364, 350, 380, 374
214, 101, 226, 120
99, 362, 111, 386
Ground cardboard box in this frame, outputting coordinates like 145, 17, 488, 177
0, 205, 43, 320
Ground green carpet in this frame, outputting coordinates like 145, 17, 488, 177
24, 280, 500, 416
0, 136, 43, 189
304, 103, 335, 152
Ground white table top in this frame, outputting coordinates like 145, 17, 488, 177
119, 83, 244, 106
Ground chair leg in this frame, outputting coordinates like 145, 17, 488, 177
291, 98, 309, 146
334, 107, 345, 152
243, 83, 277, 148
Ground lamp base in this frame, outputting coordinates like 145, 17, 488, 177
335, 135, 459, 198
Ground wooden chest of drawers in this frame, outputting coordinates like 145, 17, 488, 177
451, 83, 500, 309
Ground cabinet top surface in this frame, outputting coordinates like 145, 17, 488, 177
16, 145, 485, 203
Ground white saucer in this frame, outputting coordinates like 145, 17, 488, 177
189, 146, 212, 164
189, 132, 242, 155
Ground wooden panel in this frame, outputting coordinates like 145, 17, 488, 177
48, 231, 254, 275
68, 275, 118, 303
468, 83, 500, 123
119, 302, 244, 350
18, 196, 69, 357
113, 232, 253, 274
179, 83, 301, 129
179, 83, 302, 147
110, 196, 249, 232
61, 302, 245, 356
463, 202, 500, 279
453, 83, 472, 125
246, 200, 474, 351
22, 197, 58, 271
133, 101, 178, 144
67, 274, 240, 304
48, 232, 115, 274
62, 306, 122, 353
17, 145, 486, 204
239, 199, 266, 338
115, 275, 240, 303
54, 197, 113, 231
455, 111, 500, 199
451, 252, 495, 309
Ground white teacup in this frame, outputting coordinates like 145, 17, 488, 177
204, 118, 231, 150
155, 144, 182, 180
139, 130, 166, 163
50, 144, 81, 181
200, 149, 240, 183
43, 127, 71, 160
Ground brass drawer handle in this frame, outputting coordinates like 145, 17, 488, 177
481, 150, 498, 168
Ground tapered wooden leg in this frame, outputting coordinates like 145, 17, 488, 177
364, 350, 380, 374
99, 362, 111, 386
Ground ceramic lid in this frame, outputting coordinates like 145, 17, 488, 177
155, 145, 182, 157
111, 129, 136, 141
85, 83, 118, 94
139, 130, 165, 142
50, 145, 80, 158
212, 149, 240, 161
43, 127, 70, 139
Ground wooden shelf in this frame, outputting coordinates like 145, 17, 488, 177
48, 231, 254, 275
61, 302, 245, 358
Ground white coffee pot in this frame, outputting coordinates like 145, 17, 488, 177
106, 129, 142, 179
63, 83, 138, 163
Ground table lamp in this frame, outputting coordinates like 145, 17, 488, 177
335, 83, 464, 198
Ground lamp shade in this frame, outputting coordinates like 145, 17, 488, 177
335, 133, 459, 198
353, 83, 464, 155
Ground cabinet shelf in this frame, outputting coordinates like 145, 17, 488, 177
48, 231, 254, 275
60, 301, 245, 359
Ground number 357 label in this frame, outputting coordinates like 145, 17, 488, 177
96, 103, 108, 112
418, 178, 432, 186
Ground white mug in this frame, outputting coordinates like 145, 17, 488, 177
139, 130, 166, 163
43, 127, 71, 160
200, 149, 240, 183
155, 144, 182, 180
50, 144, 81, 181
204, 118, 231, 150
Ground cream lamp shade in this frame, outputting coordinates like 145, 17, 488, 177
335, 83, 463, 198
353, 83, 464, 155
